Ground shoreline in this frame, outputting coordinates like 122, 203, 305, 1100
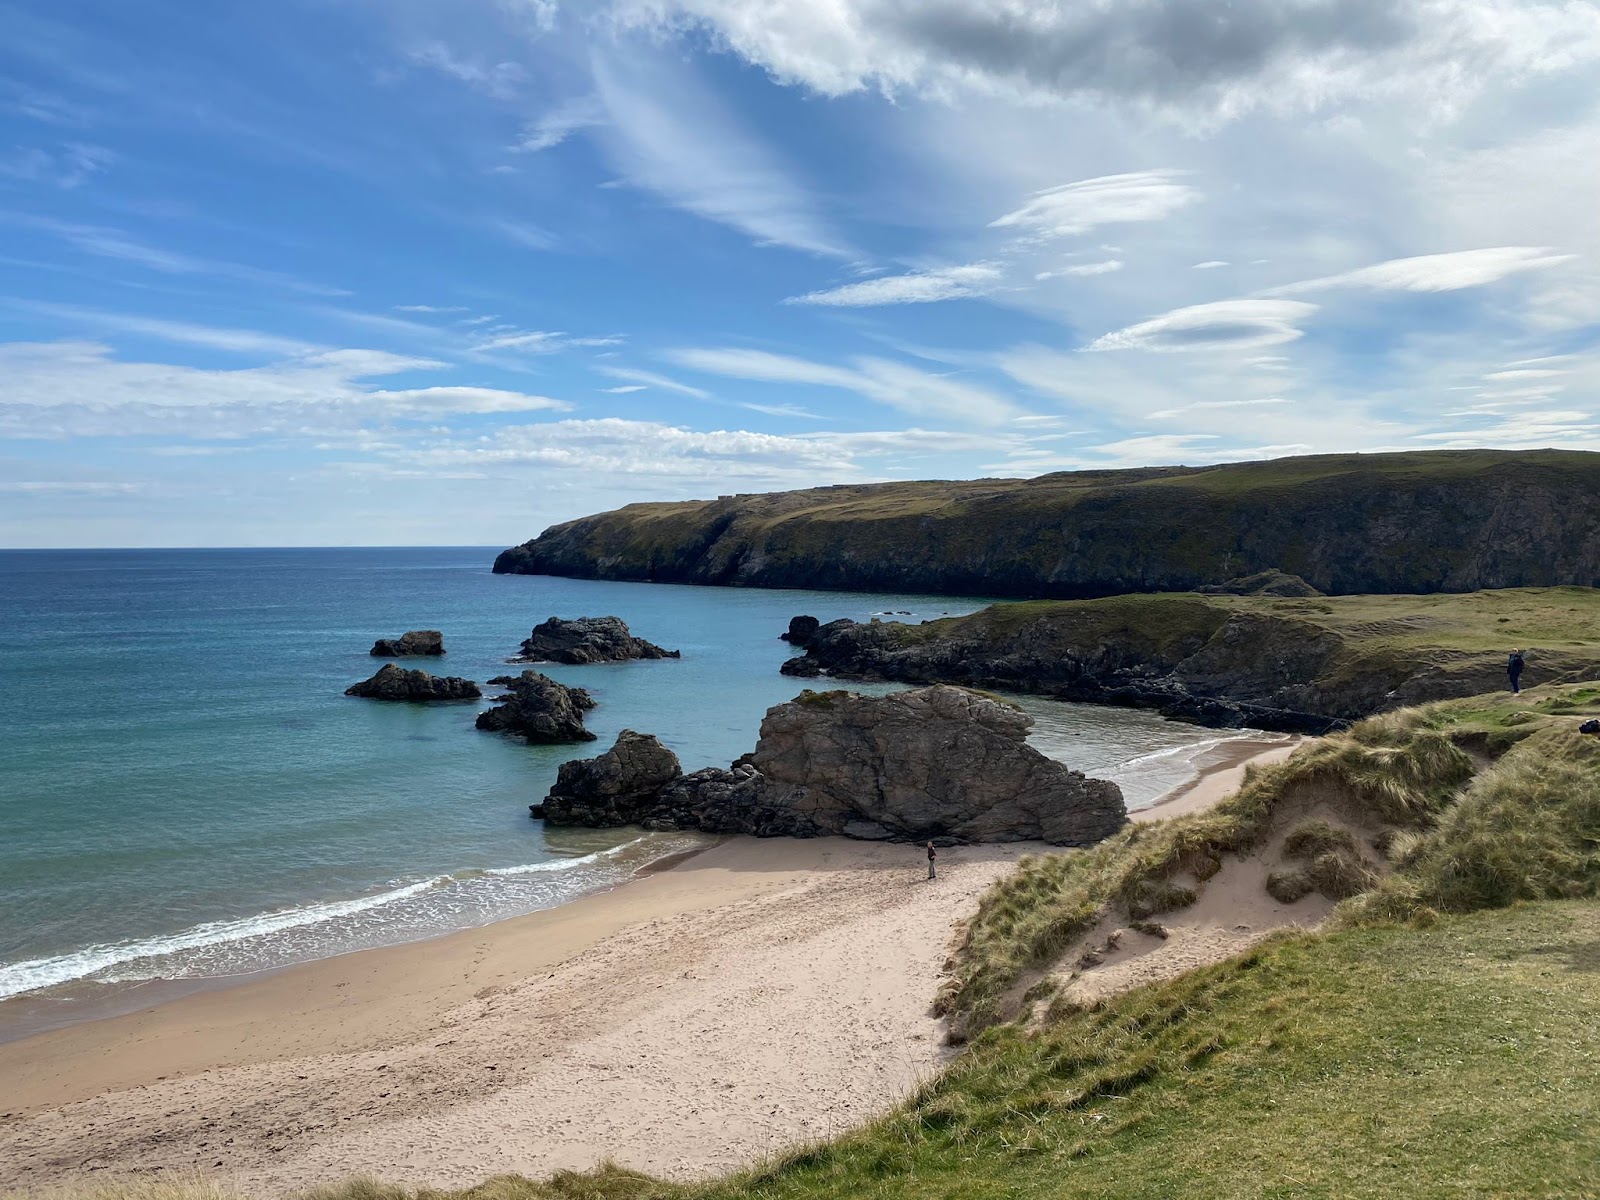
0, 739, 1298, 1195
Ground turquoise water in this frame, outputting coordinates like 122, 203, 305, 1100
0, 548, 1270, 1023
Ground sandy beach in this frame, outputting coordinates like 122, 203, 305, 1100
0, 739, 1294, 1196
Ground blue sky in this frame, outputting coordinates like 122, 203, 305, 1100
2, 0, 1598, 547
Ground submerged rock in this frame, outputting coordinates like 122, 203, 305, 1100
476, 671, 597, 744
534, 685, 1126, 846
510, 616, 679, 665
533, 730, 683, 825
345, 663, 480, 701
780, 615, 821, 646
370, 630, 445, 656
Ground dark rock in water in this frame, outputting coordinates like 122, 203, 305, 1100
535, 685, 1126, 846
345, 663, 480, 701
370, 630, 445, 656
1197, 569, 1322, 598
510, 616, 679, 665
536, 730, 683, 825
781, 615, 822, 646
476, 670, 597, 744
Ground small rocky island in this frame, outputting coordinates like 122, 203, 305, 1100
475, 670, 597, 743
345, 663, 481, 701
531, 685, 1126, 846
510, 616, 679, 665
369, 630, 445, 656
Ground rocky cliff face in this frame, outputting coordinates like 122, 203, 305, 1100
494, 450, 1600, 599
475, 670, 597, 743
531, 686, 1127, 846
509, 616, 680, 665
345, 664, 481, 701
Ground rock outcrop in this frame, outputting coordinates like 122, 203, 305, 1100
532, 730, 683, 825
494, 449, 1600, 598
1197, 570, 1322, 598
475, 671, 597, 743
780, 615, 821, 646
510, 616, 679, 665
532, 686, 1127, 846
345, 664, 480, 701
776, 591, 1600, 733
370, 630, 445, 656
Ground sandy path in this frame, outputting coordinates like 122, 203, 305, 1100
0, 839, 1030, 1194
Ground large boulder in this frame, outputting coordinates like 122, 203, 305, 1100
510, 616, 679, 665
370, 630, 445, 656
533, 685, 1126, 846
780, 615, 822, 646
532, 731, 683, 825
346, 663, 480, 701
475, 671, 596, 744
747, 687, 1125, 845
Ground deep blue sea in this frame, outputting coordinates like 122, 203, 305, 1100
0, 547, 1273, 1031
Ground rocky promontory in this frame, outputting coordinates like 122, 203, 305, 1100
370, 630, 445, 656
510, 616, 679, 665
777, 589, 1600, 733
531, 686, 1126, 846
475, 671, 597, 743
345, 664, 481, 701
493, 450, 1600, 598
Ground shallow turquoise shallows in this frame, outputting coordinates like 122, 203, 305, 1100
0, 547, 1264, 1020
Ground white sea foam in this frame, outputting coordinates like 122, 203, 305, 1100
0, 841, 659, 1002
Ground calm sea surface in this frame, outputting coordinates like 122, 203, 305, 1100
0, 547, 1272, 1028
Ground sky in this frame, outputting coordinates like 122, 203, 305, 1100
2, 0, 1598, 548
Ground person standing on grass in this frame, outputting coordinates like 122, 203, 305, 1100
926, 841, 937, 880
1508, 649, 1526, 695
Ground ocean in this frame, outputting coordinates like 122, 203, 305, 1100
0, 547, 1273, 1034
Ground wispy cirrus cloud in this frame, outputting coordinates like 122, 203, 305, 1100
595, 365, 712, 398
589, 50, 849, 257
1268, 246, 1574, 295
785, 263, 1003, 306
670, 346, 1024, 423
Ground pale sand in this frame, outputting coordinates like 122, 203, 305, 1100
0, 740, 1297, 1195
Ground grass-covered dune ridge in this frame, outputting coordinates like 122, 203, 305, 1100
495, 449, 1600, 599
939, 685, 1600, 1039
785, 586, 1600, 731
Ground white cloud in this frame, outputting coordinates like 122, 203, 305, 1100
8, 302, 323, 357
474, 329, 624, 353
1193, 260, 1230, 269
513, 96, 604, 152
669, 347, 1023, 422
1036, 260, 1123, 280
589, 50, 848, 257
609, 0, 1600, 118
601, 384, 648, 394
1271, 246, 1574, 294
1148, 397, 1289, 419
595, 365, 712, 398
786, 262, 1003, 306
1086, 299, 1318, 352
407, 42, 528, 100
0, 340, 567, 438
0, 480, 144, 495
990, 171, 1199, 237
395, 304, 469, 314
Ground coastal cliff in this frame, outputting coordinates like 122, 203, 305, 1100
779, 588, 1600, 732
494, 449, 1600, 598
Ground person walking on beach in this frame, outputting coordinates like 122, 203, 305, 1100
1508, 649, 1526, 695
926, 841, 937, 881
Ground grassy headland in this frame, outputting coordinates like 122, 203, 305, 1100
783, 586, 1600, 730
495, 449, 1600, 599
